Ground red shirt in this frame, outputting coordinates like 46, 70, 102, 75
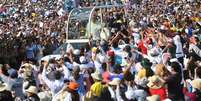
137, 41, 147, 55
149, 87, 167, 101
183, 87, 196, 101
102, 71, 110, 83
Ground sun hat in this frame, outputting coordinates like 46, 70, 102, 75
67, 82, 79, 91
0, 82, 7, 92
109, 78, 121, 86
191, 79, 201, 90
91, 72, 102, 81
146, 95, 160, 101
25, 86, 38, 94
147, 75, 164, 89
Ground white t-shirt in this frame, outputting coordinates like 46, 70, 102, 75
173, 35, 184, 58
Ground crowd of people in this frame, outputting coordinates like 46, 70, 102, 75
0, 0, 127, 68
0, 0, 201, 101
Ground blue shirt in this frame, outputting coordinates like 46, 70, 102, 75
187, 28, 193, 37
109, 73, 123, 81
76, 74, 86, 96
26, 46, 34, 59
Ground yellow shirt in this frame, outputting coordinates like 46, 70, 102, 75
90, 81, 103, 97
137, 68, 146, 79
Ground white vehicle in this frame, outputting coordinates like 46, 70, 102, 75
66, 5, 124, 43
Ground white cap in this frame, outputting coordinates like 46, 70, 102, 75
79, 56, 87, 64
98, 55, 107, 63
